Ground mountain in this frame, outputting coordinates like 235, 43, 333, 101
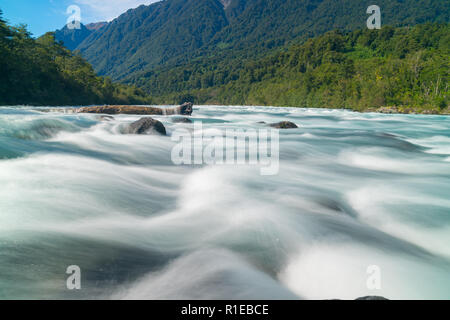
57, 0, 449, 82
54, 21, 108, 51
75, 1, 229, 79
54, 22, 92, 51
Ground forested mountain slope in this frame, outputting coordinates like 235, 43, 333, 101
56, 0, 449, 82
74, 0, 229, 79
142, 24, 449, 113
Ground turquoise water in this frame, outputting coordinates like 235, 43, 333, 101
0, 105, 449, 299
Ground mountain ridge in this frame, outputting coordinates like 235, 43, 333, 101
55, 0, 449, 81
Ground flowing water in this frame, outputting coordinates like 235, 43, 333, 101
0, 105, 449, 300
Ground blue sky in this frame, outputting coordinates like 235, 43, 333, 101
1, 0, 160, 36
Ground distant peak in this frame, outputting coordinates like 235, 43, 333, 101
62, 21, 85, 31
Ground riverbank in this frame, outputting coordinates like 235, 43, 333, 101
2, 103, 449, 116
365, 105, 450, 115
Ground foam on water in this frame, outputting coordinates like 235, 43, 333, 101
0, 105, 449, 299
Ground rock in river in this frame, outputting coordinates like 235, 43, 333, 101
269, 121, 298, 129
99, 115, 115, 121
355, 296, 388, 300
125, 117, 167, 135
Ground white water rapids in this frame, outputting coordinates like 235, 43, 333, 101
0, 105, 449, 299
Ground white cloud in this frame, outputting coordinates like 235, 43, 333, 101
74, 0, 161, 22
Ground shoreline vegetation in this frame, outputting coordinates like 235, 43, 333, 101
366, 105, 450, 115
1, 8, 448, 114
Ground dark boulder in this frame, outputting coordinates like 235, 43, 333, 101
125, 117, 166, 135
269, 121, 298, 129
177, 102, 193, 116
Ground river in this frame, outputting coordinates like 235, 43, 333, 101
0, 105, 449, 299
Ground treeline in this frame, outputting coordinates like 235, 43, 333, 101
135, 23, 449, 112
0, 10, 152, 106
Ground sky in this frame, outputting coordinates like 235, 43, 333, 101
0, 0, 160, 36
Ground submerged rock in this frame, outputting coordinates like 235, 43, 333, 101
77, 102, 193, 116
355, 296, 389, 300
269, 121, 298, 129
125, 117, 167, 135
172, 117, 193, 123
99, 115, 115, 121
316, 197, 358, 218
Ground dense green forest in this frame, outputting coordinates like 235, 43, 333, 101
0, 10, 151, 106
58, 0, 449, 82
134, 23, 449, 113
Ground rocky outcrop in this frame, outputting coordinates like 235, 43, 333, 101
125, 117, 167, 135
376, 106, 400, 114
421, 109, 440, 115
269, 121, 298, 129
374, 106, 443, 115
172, 102, 193, 116
77, 102, 193, 116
